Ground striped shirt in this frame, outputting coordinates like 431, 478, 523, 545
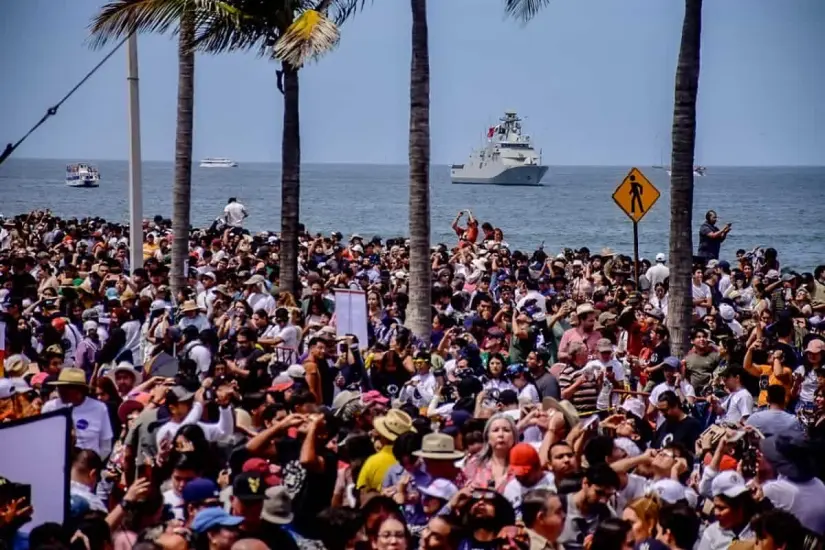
558, 364, 599, 412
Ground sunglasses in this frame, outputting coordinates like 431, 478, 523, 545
471, 490, 497, 501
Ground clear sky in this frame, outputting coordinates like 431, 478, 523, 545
1, 0, 823, 165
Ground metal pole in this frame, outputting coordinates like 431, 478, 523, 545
633, 221, 640, 284
127, 33, 143, 273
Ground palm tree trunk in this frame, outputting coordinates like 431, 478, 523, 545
407, 0, 432, 344
667, 0, 702, 356
279, 63, 301, 299
170, 6, 196, 297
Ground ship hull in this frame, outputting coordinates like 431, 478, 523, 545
451, 164, 548, 186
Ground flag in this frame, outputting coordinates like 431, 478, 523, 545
487, 126, 495, 138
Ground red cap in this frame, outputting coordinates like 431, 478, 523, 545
509, 443, 541, 477
242, 458, 279, 486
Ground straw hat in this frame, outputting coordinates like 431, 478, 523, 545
49, 368, 88, 387
413, 433, 464, 461
4, 355, 30, 378
109, 361, 142, 385
373, 409, 415, 442
179, 300, 202, 313
541, 397, 580, 429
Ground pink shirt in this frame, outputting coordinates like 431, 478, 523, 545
558, 327, 602, 356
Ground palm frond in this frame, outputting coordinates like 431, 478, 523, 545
89, 0, 244, 49
326, 0, 368, 26
503, 0, 552, 22
272, 9, 340, 67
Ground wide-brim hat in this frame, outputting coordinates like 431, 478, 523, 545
374, 409, 415, 442
109, 362, 142, 385
179, 300, 202, 313
50, 368, 88, 386
542, 397, 579, 428
413, 432, 465, 460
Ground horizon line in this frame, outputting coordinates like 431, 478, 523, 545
6, 157, 825, 169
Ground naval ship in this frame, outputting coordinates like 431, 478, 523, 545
451, 111, 548, 186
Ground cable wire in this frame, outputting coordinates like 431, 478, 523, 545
0, 33, 132, 166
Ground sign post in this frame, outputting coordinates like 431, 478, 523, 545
612, 167, 660, 283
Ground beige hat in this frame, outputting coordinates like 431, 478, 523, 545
4, 355, 30, 378
179, 300, 202, 313
541, 396, 580, 429
50, 368, 87, 387
596, 338, 613, 353
413, 432, 465, 461
244, 274, 266, 286
109, 361, 142, 385
576, 303, 595, 316
374, 409, 415, 442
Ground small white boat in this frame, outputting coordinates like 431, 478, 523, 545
66, 163, 100, 188
665, 165, 706, 177
200, 157, 238, 168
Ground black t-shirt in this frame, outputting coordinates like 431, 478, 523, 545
652, 415, 703, 450
648, 342, 671, 385
276, 437, 338, 539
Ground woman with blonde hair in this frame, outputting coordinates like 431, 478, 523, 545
462, 413, 519, 492
621, 495, 661, 546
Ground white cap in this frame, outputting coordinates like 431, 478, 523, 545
286, 364, 306, 379
0, 379, 17, 399
711, 470, 749, 498
83, 320, 99, 332
649, 479, 687, 504
614, 437, 641, 459
719, 303, 736, 322
655, 253, 666, 262
419, 479, 459, 501
620, 397, 646, 419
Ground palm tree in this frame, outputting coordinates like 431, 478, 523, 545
406, 0, 431, 343
667, 0, 703, 356
92, 0, 363, 299
505, 0, 703, 356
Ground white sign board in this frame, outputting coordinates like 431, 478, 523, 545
334, 289, 369, 350
0, 409, 71, 532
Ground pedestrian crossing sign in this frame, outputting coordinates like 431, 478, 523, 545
613, 167, 660, 223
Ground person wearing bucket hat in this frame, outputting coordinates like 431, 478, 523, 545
42, 368, 114, 458
356, 409, 415, 492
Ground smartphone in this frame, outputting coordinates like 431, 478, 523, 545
338, 342, 347, 354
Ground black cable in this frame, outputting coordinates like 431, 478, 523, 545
0, 33, 132, 166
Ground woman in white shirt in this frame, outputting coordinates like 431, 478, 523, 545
506, 364, 539, 404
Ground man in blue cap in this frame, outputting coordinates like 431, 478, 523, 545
191, 507, 243, 550
182, 477, 221, 527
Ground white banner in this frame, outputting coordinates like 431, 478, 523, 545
334, 289, 369, 350
0, 409, 71, 532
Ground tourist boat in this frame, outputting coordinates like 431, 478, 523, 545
65, 163, 100, 188
666, 166, 706, 177
199, 157, 238, 168
450, 111, 548, 186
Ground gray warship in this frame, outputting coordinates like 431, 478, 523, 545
450, 111, 548, 186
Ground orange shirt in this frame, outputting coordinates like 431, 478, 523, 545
753, 364, 793, 407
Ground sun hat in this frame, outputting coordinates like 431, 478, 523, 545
373, 409, 415, 442
419, 479, 459, 502
261, 486, 294, 525
191, 508, 243, 534
576, 303, 595, 316
413, 432, 464, 461
179, 300, 202, 313
49, 368, 87, 387
711, 470, 749, 498
4, 355, 29, 378
109, 361, 142, 385
649, 479, 687, 503
541, 396, 580, 429
509, 443, 541, 477
117, 399, 146, 423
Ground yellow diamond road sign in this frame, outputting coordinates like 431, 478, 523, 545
613, 167, 660, 223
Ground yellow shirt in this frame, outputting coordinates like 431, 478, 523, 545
356, 445, 397, 492
755, 364, 793, 407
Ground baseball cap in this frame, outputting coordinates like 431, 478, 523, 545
576, 303, 595, 316
509, 443, 541, 477
598, 311, 617, 325
232, 472, 269, 501
647, 308, 664, 321
286, 364, 306, 379
419, 479, 459, 502
191, 507, 244, 534
182, 478, 220, 505
663, 356, 681, 370
655, 253, 666, 262
620, 397, 646, 419
166, 386, 195, 403
242, 458, 279, 486
711, 470, 749, 498
649, 479, 687, 504
442, 409, 472, 436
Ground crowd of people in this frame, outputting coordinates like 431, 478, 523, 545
1, 204, 825, 550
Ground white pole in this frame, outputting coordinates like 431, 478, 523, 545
127, 33, 144, 273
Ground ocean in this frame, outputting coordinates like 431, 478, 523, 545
1, 159, 823, 271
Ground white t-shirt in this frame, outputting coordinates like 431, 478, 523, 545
155, 402, 235, 445
262, 324, 301, 363
721, 388, 754, 424
247, 292, 276, 316
399, 372, 437, 408
692, 282, 712, 318
223, 202, 247, 227
518, 384, 540, 404
163, 489, 185, 521
503, 472, 556, 516
794, 366, 818, 404
42, 397, 113, 458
